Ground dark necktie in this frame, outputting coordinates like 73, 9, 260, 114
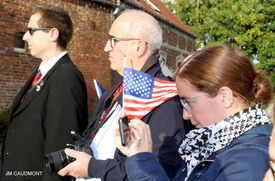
22, 70, 42, 101
4, 71, 42, 153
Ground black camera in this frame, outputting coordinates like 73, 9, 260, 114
45, 131, 92, 173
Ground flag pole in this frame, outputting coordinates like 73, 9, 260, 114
123, 55, 126, 110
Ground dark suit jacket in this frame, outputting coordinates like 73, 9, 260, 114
85, 55, 186, 180
0, 54, 88, 181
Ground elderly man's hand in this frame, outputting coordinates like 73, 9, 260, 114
114, 112, 153, 157
58, 148, 91, 178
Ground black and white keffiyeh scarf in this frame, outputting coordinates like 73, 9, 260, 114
178, 104, 271, 177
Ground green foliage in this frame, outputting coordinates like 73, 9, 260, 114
163, 0, 275, 89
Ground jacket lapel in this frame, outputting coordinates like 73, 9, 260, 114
10, 71, 37, 118
11, 54, 71, 118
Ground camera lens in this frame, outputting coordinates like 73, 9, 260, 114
45, 150, 74, 173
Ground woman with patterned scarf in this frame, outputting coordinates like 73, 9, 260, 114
114, 44, 274, 181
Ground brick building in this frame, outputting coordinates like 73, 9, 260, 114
0, 0, 196, 115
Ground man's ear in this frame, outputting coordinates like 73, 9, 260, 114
49, 28, 59, 42
217, 86, 234, 108
136, 40, 147, 58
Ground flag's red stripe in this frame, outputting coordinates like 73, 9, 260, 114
151, 93, 177, 99
152, 89, 178, 94
153, 84, 177, 89
124, 106, 156, 112
128, 114, 144, 120
155, 78, 176, 84
124, 96, 175, 105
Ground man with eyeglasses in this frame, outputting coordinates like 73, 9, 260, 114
0, 6, 88, 181
57, 9, 186, 181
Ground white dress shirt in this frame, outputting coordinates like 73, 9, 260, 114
38, 51, 67, 80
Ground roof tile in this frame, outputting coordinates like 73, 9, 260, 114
129, 0, 194, 35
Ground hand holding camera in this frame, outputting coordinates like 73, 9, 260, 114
45, 131, 93, 174
57, 148, 91, 178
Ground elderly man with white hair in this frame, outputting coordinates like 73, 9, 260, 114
58, 9, 187, 181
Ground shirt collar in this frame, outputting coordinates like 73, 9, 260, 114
38, 51, 67, 79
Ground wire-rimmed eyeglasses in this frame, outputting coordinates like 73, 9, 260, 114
109, 35, 139, 48
26, 27, 52, 36
180, 93, 207, 114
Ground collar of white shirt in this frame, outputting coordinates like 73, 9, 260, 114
38, 51, 67, 79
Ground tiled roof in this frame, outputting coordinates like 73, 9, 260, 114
103, 0, 195, 36
128, 0, 195, 35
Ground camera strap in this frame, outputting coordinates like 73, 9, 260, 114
85, 59, 157, 142
88, 84, 123, 141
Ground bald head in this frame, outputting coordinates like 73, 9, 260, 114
113, 10, 162, 54
104, 10, 163, 75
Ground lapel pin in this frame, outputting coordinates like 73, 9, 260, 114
39, 80, 44, 87
36, 80, 44, 92
36, 85, 41, 92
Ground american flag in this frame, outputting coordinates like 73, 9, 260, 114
123, 67, 178, 120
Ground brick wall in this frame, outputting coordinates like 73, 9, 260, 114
0, 0, 196, 116
161, 24, 195, 71
0, 0, 113, 116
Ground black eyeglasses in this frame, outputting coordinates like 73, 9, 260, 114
27, 27, 52, 36
109, 35, 139, 48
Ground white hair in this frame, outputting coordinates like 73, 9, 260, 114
120, 9, 162, 54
